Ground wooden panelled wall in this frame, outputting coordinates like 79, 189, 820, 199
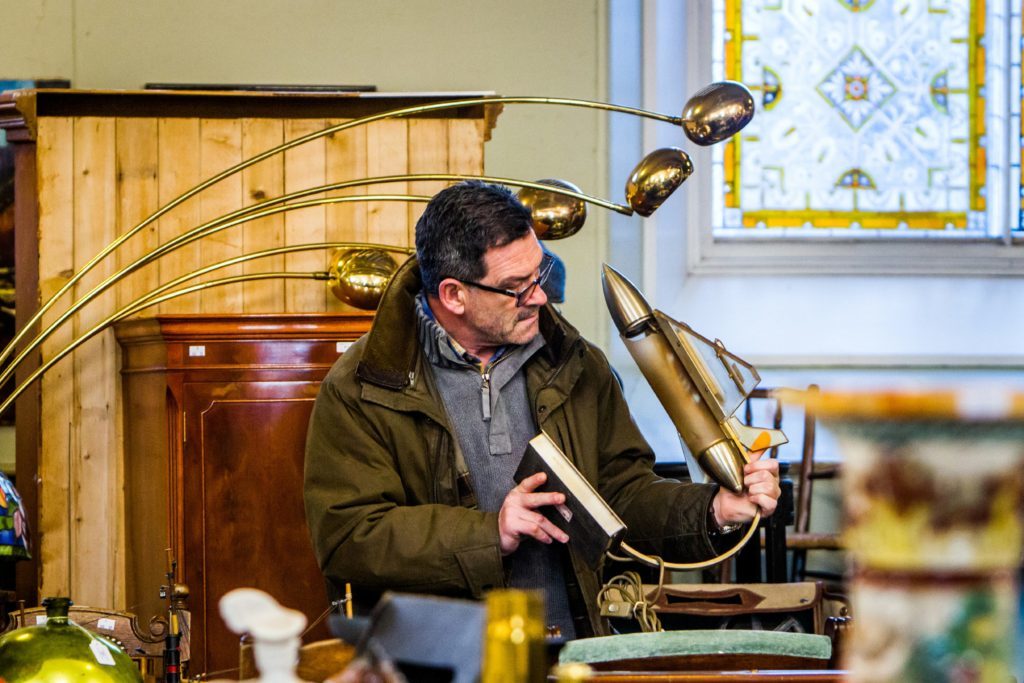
23, 98, 488, 609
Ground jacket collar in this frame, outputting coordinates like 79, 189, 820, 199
356, 256, 580, 390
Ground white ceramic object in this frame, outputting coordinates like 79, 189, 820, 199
219, 588, 309, 683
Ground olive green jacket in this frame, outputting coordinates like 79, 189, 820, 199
303, 257, 721, 636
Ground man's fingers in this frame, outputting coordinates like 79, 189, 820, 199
747, 449, 766, 462
744, 457, 779, 475
743, 469, 777, 487
515, 510, 568, 544
519, 490, 565, 509
516, 471, 548, 492
748, 493, 778, 517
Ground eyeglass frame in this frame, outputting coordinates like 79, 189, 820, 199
451, 253, 555, 307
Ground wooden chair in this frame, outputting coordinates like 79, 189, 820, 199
239, 637, 356, 682
742, 385, 844, 585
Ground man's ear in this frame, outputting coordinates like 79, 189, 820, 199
436, 279, 467, 315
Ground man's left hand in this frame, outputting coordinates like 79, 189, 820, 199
712, 450, 781, 527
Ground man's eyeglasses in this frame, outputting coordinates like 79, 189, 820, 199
454, 254, 555, 307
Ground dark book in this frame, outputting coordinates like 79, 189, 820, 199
513, 432, 627, 568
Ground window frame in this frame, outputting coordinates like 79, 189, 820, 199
677, 0, 1024, 277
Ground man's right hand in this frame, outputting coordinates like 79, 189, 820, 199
497, 472, 570, 556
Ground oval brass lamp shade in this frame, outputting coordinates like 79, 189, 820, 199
681, 80, 755, 146
625, 147, 693, 217
516, 178, 588, 240
329, 248, 400, 310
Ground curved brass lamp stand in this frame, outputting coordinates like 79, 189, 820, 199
2, 81, 754, 374
0, 194, 426, 393
0, 241, 412, 418
0, 175, 627, 393
0, 96, 674, 372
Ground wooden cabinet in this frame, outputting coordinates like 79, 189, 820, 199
115, 313, 373, 676
0, 88, 495, 608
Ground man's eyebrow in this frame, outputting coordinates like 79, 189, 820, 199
495, 259, 543, 289
496, 273, 531, 289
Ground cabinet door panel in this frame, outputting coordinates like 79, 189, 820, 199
181, 380, 328, 675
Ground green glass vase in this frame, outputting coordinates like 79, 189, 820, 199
0, 597, 143, 683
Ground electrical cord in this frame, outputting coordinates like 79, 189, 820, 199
605, 510, 760, 571
596, 567, 663, 633
597, 512, 761, 631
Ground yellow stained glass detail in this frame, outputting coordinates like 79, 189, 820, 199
719, 0, 985, 233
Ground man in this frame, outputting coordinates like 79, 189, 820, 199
304, 181, 780, 638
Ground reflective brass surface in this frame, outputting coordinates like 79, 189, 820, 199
698, 440, 747, 494
481, 590, 546, 683
625, 147, 693, 217
601, 263, 773, 494
0, 194, 426, 404
0, 241, 412, 418
329, 248, 400, 310
516, 178, 587, 240
600, 264, 654, 337
626, 330, 744, 492
681, 80, 755, 146
0, 95, 670, 376
601, 263, 766, 569
0, 597, 143, 683
0, 270, 316, 418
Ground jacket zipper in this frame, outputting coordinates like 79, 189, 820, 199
481, 371, 491, 421
479, 352, 512, 422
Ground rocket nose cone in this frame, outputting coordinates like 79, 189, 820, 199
698, 442, 747, 494
601, 264, 654, 337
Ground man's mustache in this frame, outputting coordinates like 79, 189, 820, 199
516, 306, 540, 322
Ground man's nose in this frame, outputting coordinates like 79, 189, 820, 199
525, 281, 548, 307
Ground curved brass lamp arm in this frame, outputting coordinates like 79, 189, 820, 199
0, 171, 624, 390
2, 174, 626, 378
0, 174, 627, 388
143, 241, 411, 304
0, 269, 328, 419
3, 95, 672, 372
0, 194, 425, 393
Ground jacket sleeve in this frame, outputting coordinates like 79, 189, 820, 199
587, 348, 722, 562
303, 368, 506, 599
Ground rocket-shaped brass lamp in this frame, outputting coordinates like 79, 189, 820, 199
601, 265, 787, 494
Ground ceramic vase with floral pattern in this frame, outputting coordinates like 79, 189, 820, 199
801, 390, 1024, 683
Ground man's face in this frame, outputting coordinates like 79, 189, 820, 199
461, 234, 549, 349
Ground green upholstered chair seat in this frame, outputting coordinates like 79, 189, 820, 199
559, 630, 833, 672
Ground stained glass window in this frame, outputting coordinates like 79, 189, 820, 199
710, 0, 1018, 239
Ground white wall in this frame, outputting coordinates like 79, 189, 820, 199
607, 1, 1024, 461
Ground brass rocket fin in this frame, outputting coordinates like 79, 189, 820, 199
725, 416, 789, 452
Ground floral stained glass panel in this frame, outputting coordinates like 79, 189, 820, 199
713, 0, 985, 236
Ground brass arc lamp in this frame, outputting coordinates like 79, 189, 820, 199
0, 80, 752, 379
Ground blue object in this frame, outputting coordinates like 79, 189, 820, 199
0, 471, 30, 560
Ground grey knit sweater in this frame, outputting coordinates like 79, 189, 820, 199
415, 293, 575, 638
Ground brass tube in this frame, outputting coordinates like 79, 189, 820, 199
3, 95, 674, 371
0, 194, 424, 393
2, 174, 627, 383
1, 239, 411, 419
0, 270, 322, 419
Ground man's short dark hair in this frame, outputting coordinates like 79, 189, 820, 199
415, 181, 534, 296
